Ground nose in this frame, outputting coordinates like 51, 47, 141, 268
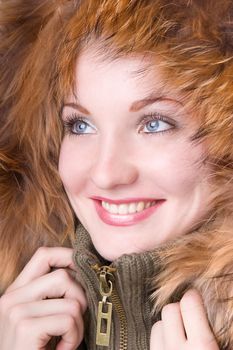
90, 138, 139, 190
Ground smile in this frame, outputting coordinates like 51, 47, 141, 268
92, 197, 166, 226
101, 200, 157, 215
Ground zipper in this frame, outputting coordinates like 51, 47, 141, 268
91, 264, 128, 349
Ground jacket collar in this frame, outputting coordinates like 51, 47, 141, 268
72, 222, 158, 350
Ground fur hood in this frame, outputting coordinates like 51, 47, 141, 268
0, 1, 233, 349
151, 216, 233, 350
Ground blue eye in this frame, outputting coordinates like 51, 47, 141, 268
145, 120, 160, 132
139, 114, 175, 134
143, 119, 172, 133
72, 120, 93, 134
63, 114, 96, 135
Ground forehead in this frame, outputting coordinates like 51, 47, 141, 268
65, 46, 186, 117
74, 48, 169, 98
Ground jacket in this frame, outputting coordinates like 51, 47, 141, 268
73, 219, 233, 350
73, 224, 156, 350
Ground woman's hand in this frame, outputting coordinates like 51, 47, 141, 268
150, 289, 219, 350
0, 247, 87, 350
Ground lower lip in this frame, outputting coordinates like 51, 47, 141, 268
93, 200, 166, 226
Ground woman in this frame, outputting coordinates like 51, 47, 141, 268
0, 0, 232, 349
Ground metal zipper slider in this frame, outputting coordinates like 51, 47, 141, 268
92, 264, 116, 347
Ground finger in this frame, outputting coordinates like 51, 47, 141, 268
16, 314, 83, 350
8, 298, 83, 328
161, 302, 186, 347
180, 289, 215, 343
150, 321, 164, 350
6, 247, 76, 292
4, 269, 87, 314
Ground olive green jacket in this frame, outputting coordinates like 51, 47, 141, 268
73, 224, 156, 350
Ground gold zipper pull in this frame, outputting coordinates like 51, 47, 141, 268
96, 293, 113, 346
91, 265, 116, 347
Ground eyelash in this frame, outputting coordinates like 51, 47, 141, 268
63, 114, 92, 137
137, 113, 176, 135
62, 112, 176, 136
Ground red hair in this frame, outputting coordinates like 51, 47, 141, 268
1, 1, 233, 346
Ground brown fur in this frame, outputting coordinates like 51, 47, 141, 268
1, 0, 233, 348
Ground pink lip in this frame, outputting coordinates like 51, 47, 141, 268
92, 198, 166, 227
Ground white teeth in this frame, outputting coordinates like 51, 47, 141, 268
129, 203, 137, 213
102, 201, 108, 210
101, 200, 156, 215
118, 204, 128, 215
109, 204, 118, 214
136, 201, 145, 213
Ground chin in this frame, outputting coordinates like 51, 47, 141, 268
95, 245, 125, 262
93, 237, 146, 261
91, 237, 129, 261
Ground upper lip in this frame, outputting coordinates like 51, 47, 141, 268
90, 196, 164, 204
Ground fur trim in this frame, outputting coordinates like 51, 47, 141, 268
151, 216, 233, 349
1, 1, 233, 348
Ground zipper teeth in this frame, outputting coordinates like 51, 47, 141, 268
111, 286, 128, 350
91, 264, 128, 349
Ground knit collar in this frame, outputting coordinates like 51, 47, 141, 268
72, 222, 157, 285
72, 223, 158, 350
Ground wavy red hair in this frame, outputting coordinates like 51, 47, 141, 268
1, 2, 233, 347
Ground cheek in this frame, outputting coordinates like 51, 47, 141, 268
143, 139, 207, 195
58, 138, 91, 193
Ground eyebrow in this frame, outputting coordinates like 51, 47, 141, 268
62, 102, 90, 115
130, 95, 183, 111
62, 94, 183, 114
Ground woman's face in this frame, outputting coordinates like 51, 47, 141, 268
59, 50, 212, 261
